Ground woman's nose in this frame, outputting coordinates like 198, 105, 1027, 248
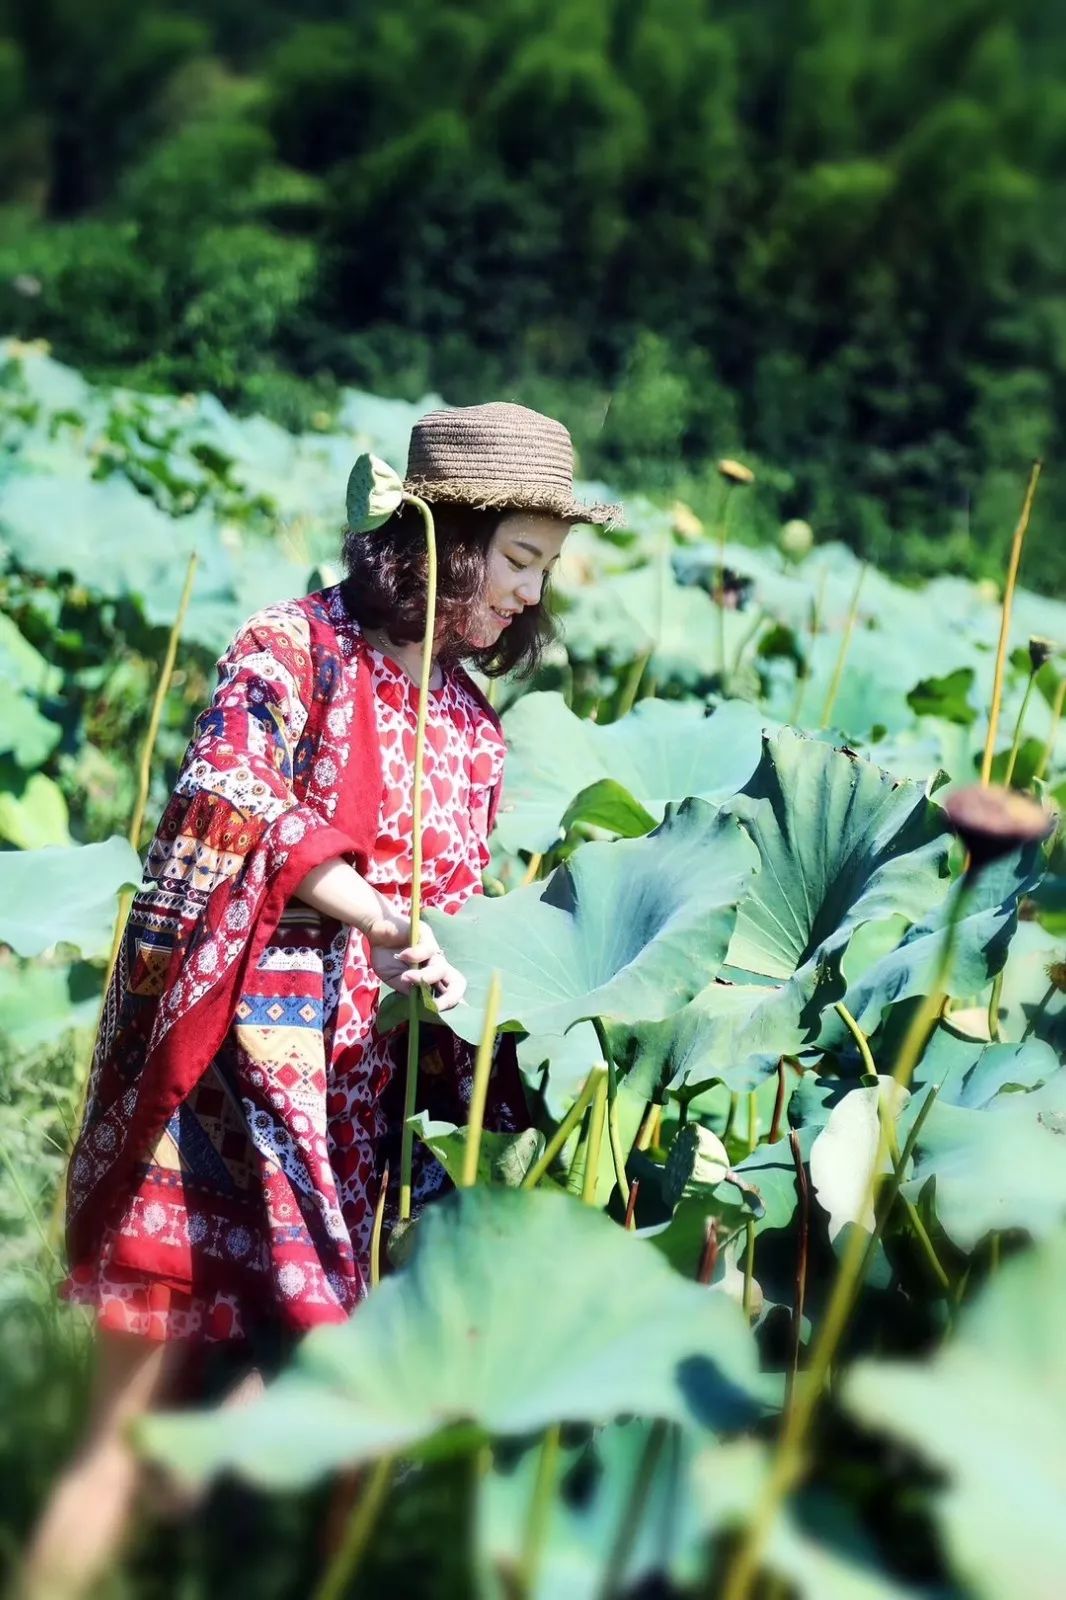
515, 572, 542, 604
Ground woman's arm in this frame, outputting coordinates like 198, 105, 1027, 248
292, 857, 406, 944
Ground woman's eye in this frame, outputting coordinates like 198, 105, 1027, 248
508, 557, 527, 572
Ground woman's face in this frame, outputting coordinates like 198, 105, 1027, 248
464, 510, 571, 648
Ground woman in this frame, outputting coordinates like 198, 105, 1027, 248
23, 401, 620, 1596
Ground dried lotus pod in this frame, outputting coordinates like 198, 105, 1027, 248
1028, 636, 1057, 672
944, 783, 1053, 871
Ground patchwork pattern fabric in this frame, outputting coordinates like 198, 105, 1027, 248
63, 589, 524, 1342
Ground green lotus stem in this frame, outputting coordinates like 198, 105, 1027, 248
881, 1096, 950, 1292
369, 1161, 389, 1290
785, 1131, 809, 1418
521, 1073, 600, 1190
742, 1219, 756, 1319
989, 1233, 1001, 1273
987, 969, 1004, 1043
720, 880, 971, 1600
1034, 675, 1066, 783
833, 1001, 876, 1077
461, 973, 501, 1188
714, 483, 736, 675
634, 1100, 658, 1152
1022, 979, 1056, 1041
723, 1092, 739, 1140
519, 1422, 560, 1600
581, 1072, 609, 1206
819, 562, 866, 730
746, 1090, 758, 1156
732, 606, 767, 675
399, 494, 438, 1224
1003, 670, 1036, 787
592, 1017, 630, 1202
981, 461, 1042, 786
313, 1454, 393, 1600
597, 1421, 669, 1600
616, 648, 653, 716
790, 568, 826, 726
520, 852, 543, 887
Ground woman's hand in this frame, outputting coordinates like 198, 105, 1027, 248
367, 918, 468, 1012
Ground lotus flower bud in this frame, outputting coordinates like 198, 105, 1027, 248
716, 458, 755, 486
1028, 636, 1056, 672
346, 453, 404, 532
780, 518, 814, 559
944, 783, 1053, 872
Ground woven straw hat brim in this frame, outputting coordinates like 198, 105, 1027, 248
402, 475, 622, 528
403, 401, 623, 528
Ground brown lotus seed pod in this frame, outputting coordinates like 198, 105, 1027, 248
944, 784, 1053, 871
1046, 960, 1066, 995
716, 458, 755, 486
1029, 636, 1057, 672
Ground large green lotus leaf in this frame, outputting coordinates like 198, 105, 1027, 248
0, 959, 102, 1047
606, 957, 842, 1100
905, 666, 978, 725
495, 693, 765, 855
842, 844, 1045, 1030
409, 1113, 544, 1189
0, 836, 142, 957
516, 1020, 601, 1116
845, 1228, 1066, 1600
910, 1025, 1059, 1109
140, 1187, 769, 1488
859, 718, 975, 787
430, 799, 761, 1045
903, 1069, 1066, 1252
722, 729, 950, 980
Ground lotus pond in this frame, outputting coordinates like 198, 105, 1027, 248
1, 338, 1064, 1599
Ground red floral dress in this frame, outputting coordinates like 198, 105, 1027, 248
64, 609, 519, 1342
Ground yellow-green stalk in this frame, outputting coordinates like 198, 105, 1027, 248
980, 461, 1042, 786
460, 973, 501, 1187
819, 562, 866, 730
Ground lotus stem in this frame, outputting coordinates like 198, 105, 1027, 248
746, 1090, 758, 1156
769, 1059, 787, 1144
461, 973, 501, 1188
714, 482, 736, 675
592, 1017, 630, 1203
616, 648, 652, 716
742, 1220, 756, 1319
1033, 675, 1066, 783
980, 461, 1042, 786
313, 1455, 393, 1600
720, 881, 971, 1600
833, 1002, 876, 1078
634, 1101, 660, 1152
723, 1092, 739, 1140
698, 1217, 720, 1285
521, 852, 543, 887
521, 1073, 599, 1191
987, 969, 1004, 1043
1003, 670, 1036, 787
581, 1072, 609, 1206
732, 606, 767, 675
790, 569, 826, 726
519, 1423, 561, 1600
880, 1094, 950, 1293
624, 1178, 640, 1230
369, 1161, 389, 1290
785, 1131, 809, 1418
399, 494, 438, 1223
819, 562, 866, 730
597, 1421, 668, 1600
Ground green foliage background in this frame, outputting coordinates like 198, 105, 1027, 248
1, 0, 1064, 589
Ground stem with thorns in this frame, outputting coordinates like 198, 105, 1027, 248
1004, 669, 1037, 787
313, 1457, 393, 1600
521, 1074, 599, 1191
834, 1002, 876, 1077
786, 1131, 809, 1417
981, 461, 1042, 786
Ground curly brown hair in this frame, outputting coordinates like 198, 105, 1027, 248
339, 501, 558, 678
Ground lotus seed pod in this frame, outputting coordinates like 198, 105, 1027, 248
716, 458, 755, 486
944, 784, 1053, 871
346, 452, 404, 532
780, 518, 814, 559
1028, 636, 1056, 672
663, 1122, 731, 1208
1046, 960, 1066, 995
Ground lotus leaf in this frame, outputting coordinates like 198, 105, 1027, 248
140, 1187, 769, 1487
0, 836, 141, 957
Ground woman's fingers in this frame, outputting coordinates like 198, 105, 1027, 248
403, 950, 449, 988
432, 969, 467, 1012
401, 934, 440, 965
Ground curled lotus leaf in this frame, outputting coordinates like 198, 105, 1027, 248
345, 452, 404, 532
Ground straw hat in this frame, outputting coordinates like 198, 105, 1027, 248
403, 402, 622, 528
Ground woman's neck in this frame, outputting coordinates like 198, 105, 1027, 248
361, 626, 443, 690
